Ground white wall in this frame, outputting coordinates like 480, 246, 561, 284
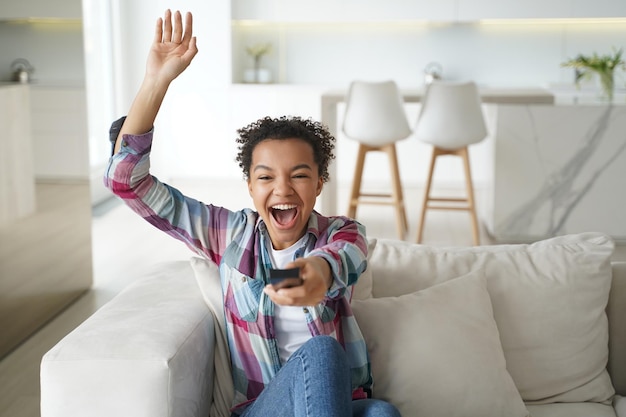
80, 1, 626, 196
82, 0, 234, 188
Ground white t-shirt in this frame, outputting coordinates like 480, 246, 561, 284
267, 235, 311, 364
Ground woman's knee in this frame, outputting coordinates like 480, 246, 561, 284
301, 335, 344, 358
352, 399, 402, 417
293, 335, 349, 374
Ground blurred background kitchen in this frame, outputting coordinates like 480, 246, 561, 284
2, 1, 625, 205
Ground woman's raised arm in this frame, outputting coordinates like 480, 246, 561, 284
113, 9, 198, 153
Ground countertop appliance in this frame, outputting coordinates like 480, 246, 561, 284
11, 58, 34, 83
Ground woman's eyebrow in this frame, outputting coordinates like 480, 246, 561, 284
252, 163, 313, 172
253, 164, 272, 172
292, 164, 313, 171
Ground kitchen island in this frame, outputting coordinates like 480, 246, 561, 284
320, 87, 626, 243
481, 101, 626, 243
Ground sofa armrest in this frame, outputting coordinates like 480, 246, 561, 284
609, 262, 626, 397
41, 260, 215, 417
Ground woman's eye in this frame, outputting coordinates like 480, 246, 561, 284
293, 173, 309, 179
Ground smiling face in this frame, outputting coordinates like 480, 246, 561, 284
248, 138, 323, 250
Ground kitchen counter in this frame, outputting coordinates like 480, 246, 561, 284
546, 83, 626, 105
319, 86, 555, 215
322, 86, 555, 108
0, 80, 85, 88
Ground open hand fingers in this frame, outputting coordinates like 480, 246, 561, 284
172, 10, 183, 43
153, 17, 163, 44
157, 10, 192, 46
145, 10, 197, 82
162, 9, 173, 42
264, 283, 323, 307
182, 11, 193, 43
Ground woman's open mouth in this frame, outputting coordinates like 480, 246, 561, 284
270, 204, 299, 228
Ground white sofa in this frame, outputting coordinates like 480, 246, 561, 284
41, 232, 626, 417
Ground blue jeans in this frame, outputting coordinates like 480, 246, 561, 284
235, 335, 401, 417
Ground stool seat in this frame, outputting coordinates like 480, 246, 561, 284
342, 80, 412, 239
414, 81, 488, 245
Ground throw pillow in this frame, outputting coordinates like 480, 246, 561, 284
352, 269, 529, 417
366, 232, 615, 404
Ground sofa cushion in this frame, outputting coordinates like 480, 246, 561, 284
352, 268, 529, 417
367, 232, 615, 404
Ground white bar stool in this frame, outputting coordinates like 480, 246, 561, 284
414, 81, 488, 245
342, 80, 412, 239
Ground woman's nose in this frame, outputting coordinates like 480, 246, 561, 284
273, 177, 294, 195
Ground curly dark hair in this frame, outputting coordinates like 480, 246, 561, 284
235, 116, 336, 182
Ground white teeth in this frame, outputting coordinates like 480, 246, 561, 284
272, 204, 297, 210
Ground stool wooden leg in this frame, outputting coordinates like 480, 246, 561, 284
460, 147, 480, 246
347, 144, 368, 219
416, 147, 438, 243
385, 144, 408, 239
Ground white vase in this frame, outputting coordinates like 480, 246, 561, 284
243, 68, 272, 84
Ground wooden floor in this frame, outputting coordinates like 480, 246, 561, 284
1, 180, 624, 417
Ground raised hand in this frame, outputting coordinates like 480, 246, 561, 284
146, 9, 198, 84
113, 10, 198, 153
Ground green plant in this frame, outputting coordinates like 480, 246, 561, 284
246, 42, 272, 71
562, 47, 625, 102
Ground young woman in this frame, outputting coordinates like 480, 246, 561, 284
105, 9, 400, 417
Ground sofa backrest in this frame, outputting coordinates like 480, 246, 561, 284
358, 233, 618, 404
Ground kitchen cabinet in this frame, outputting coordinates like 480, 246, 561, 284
30, 86, 89, 180
458, 0, 626, 20
232, 0, 626, 22
457, 0, 572, 20
0, 0, 81, 20
570, 0, 626, 18
232, 0, 456, 22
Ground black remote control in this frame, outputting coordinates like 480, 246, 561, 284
269, 267, 302, 289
